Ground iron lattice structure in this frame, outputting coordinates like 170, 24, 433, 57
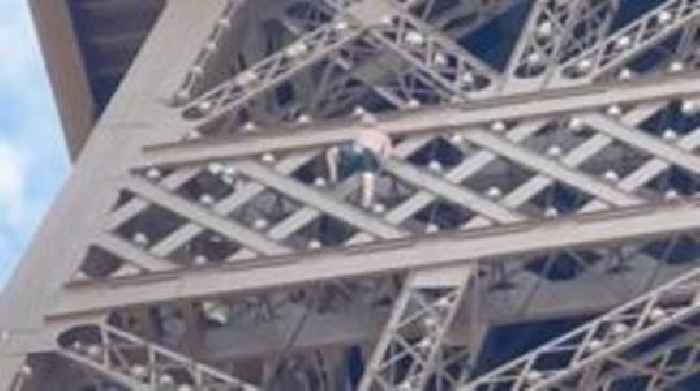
6, 0, 700, 389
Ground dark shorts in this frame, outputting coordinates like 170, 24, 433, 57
339, 143, 380, 175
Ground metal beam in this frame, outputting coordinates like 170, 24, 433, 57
126, 176, 290, 256
51, 199, 700, 316
459, 255, 700, 390
142, 71, 700, 167
359, 265, 476, 391
461, 129, 644, 207
179, 7, 365, 128
60, 323, 259, 390
233, 161, 407, 239
553, 0, 700, 84
582, 113, 700, 175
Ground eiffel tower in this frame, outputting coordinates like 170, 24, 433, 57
5, 0, 700, 389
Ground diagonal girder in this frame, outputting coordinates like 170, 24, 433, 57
179, 8, 366, 128
582, 113, 700, 174
459, 257, 700, 391
59, 323, 259, 390
360, 0, 503, 98
503, 0, 621, 93
143, 70, 700, 166
50, 199, 700, 317
554, 0, 700, 84
582, 332, 700, 390
360, 265, 476, 391
125, 175, 291, 256
233, 161, 407, 239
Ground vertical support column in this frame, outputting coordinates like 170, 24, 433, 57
0, 0, 231, 387
359, 265, 476, 391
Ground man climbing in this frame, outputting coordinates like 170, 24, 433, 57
326, 127, 393, 209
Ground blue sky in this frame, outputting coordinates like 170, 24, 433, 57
0, 1, 70, 288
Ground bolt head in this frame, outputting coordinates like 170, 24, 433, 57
650, 308, 667, 322
662, 128, 678, 141
618, 68, 632, 80
486, 186, 502, 198
681, 100, 698, 115
588, 338, 604, 351
205, 41, 218, 53
308, 239, 322, 249
664, 189, 680, 200
567, 117, 584, 131
191, 65, 204, 76
146, 167, 162, 180
669, 61, 685, 72
86, 344, 103, 359
253, 218, 269, 230
490, 120, 506, 132
544, 207, 559, 217
536, 21, 553, 38
261, 153, 276, 163
615, 35, 631, 48
428, 160, 443, 172
606, 105, 622, 116
527, 52, 542, 65
577, 59, 592, 73
133, 233, 149, 246
361, 112, 377, 124
372, 203, 386, 214
657, 11, 673, 24
159, 374, 175, 385
450, 132, 464, 144
425, 223, 440, 233
406, 31, 425, 46
547, 145, 562, 158
297, 113, 312, 124
208, 162, 224, 175
198, 100, 213, 113
611, 322, 629, 336
461, 71, 475, 85
218, 18, 231, 29
603, 170, 619, 182
434, 52, 448, 65
199, 194, 214, 205
129, 364, 148, 379
193, 255, 208, 265
186, 129, 202, 141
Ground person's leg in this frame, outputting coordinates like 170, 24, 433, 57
326, 146, 340, 183
361, 171, 375, 209
360, 150, 380, 209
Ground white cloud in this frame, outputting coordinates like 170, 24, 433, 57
0, 0, 69, 288
0, 1, 38, 82
0, 142, 26, 228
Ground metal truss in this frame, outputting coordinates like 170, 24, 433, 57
359, 266, 476, 391
503, 0, 620, 93
175, 0, 505, 129
459, 259, 700, 391
12, 0, 700, 388
58, 323, 259, 390
554, 0, 700, 84
178, 13, 365, 127
145, 70, 700, 163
